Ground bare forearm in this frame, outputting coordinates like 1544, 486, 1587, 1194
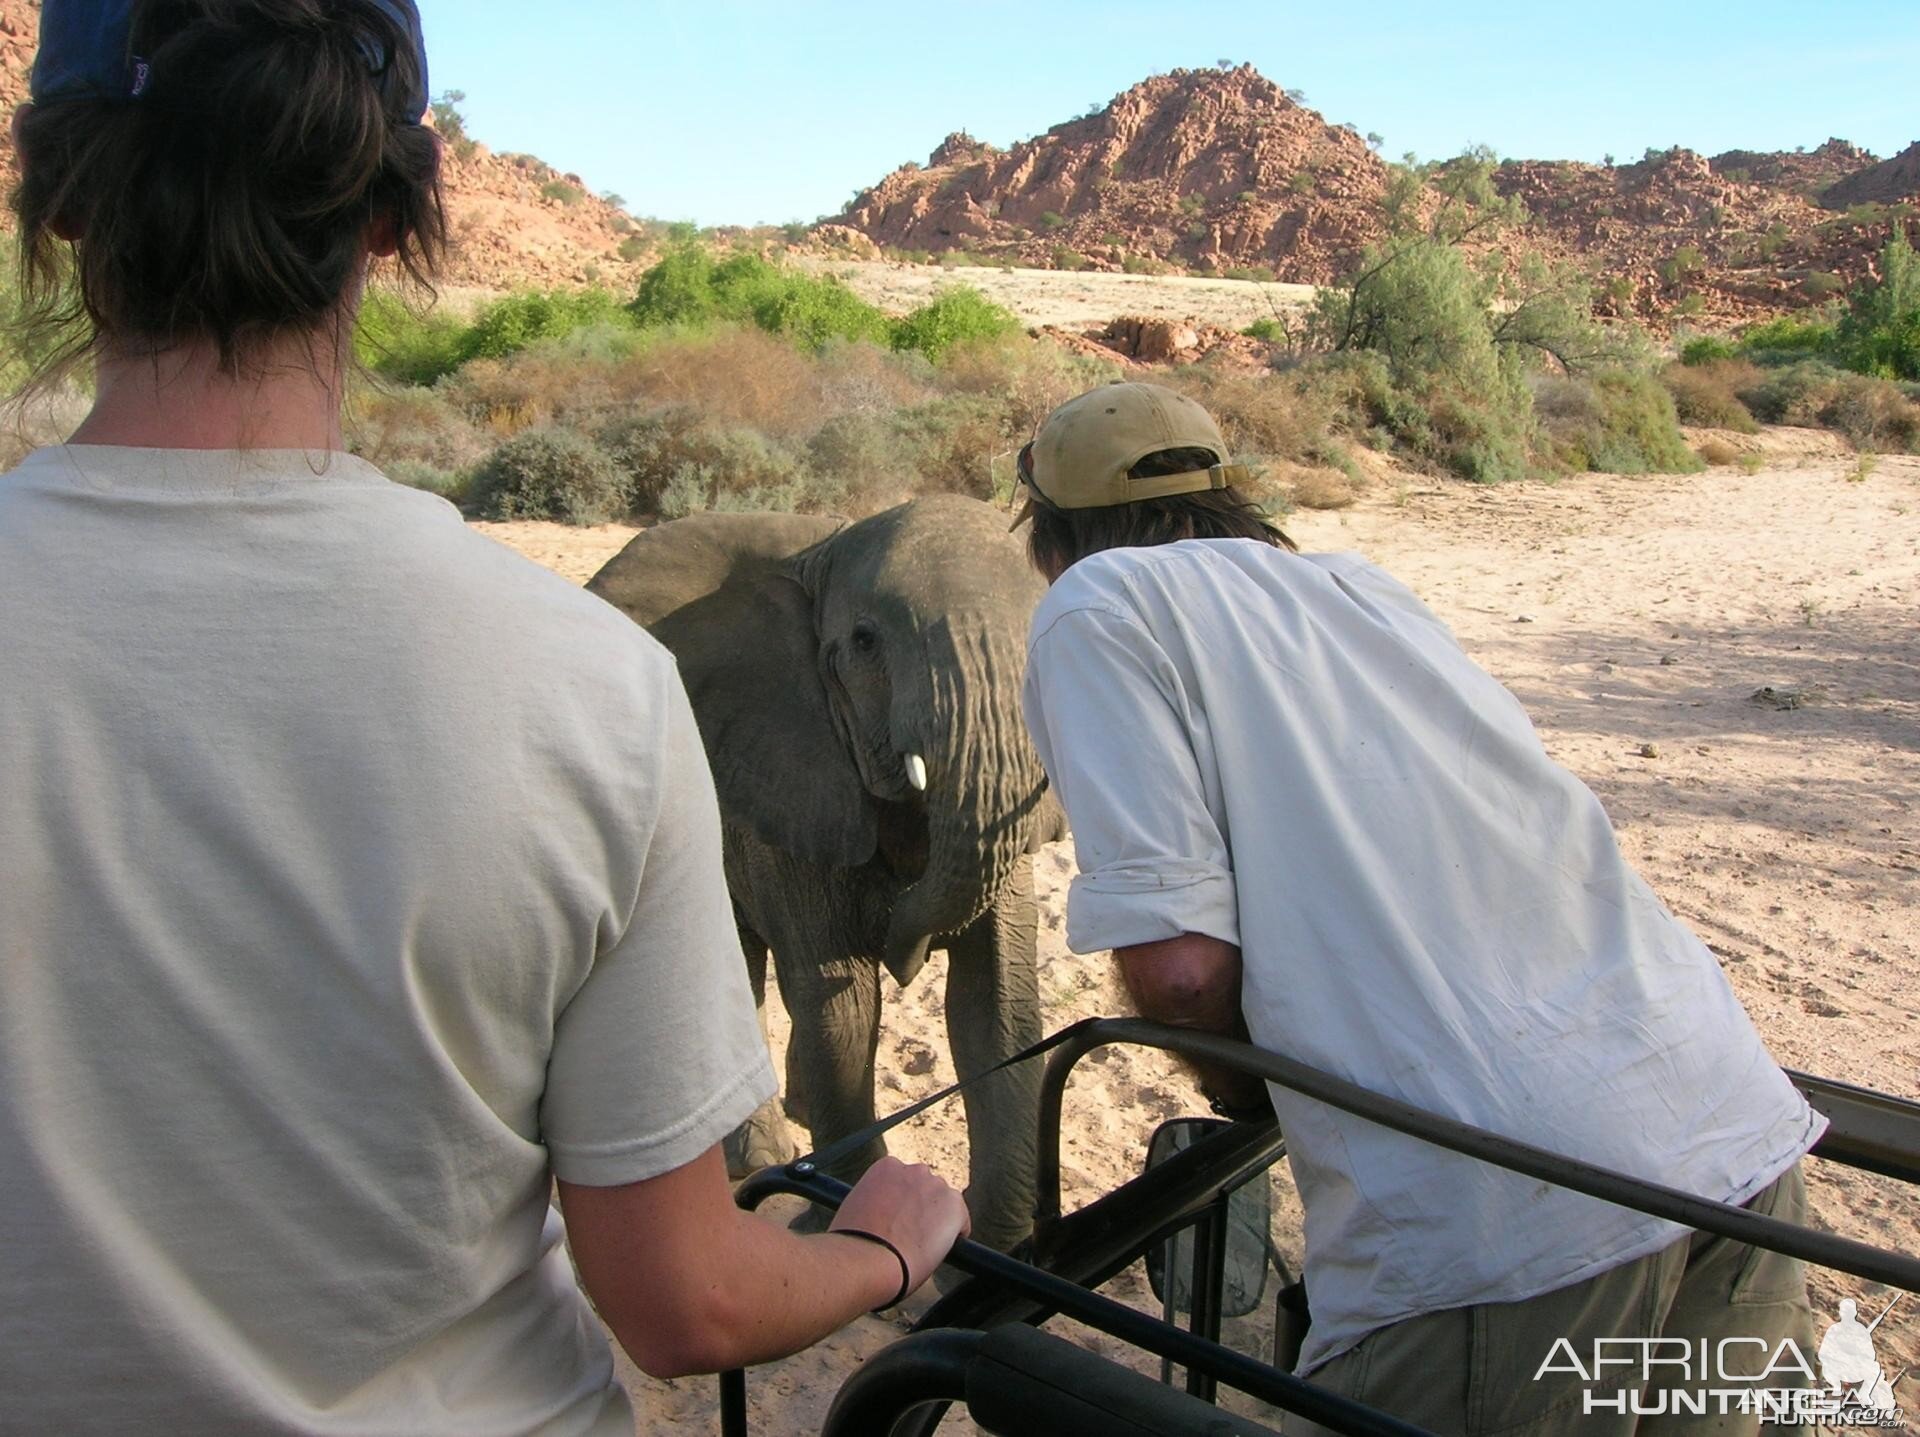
560, 1150, 967, 1380
634, 1212, 900, 1375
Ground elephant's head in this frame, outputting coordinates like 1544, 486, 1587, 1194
587, 495, 1057, 985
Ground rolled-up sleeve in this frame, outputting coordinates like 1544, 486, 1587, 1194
1023, 604, 1238, 954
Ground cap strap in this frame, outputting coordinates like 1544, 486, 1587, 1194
1122, 462, 1250, 502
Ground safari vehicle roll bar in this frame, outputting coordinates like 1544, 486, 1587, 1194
719, 1017, 1920, 1437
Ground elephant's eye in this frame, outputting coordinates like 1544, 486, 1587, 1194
850, 621, 880, 656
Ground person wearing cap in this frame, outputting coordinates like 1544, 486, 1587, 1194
0, 3, 967, 1432
1014, 382, 1823, 1433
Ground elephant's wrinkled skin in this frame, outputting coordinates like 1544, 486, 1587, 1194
586, 495, 1062, 1252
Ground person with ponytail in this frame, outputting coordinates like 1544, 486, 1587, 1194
0, 4, 966, 1431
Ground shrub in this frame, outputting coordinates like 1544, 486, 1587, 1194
1660, 246, 1706, 286
1039, 211, 1066, 230
597, 411, 818, 516
1802, 271, 1846, 301
1738, 314, 1837, 363
1834, 231, 1920, 380
628, 245, 720, 327
1678, 336, 1736, 365
1242, 317, 1286, 342
891, 286, 1022, 360
469, 426, 627, 524
347, 384, 494, 473
1660, 360, 1761, 432
541, 180, 584, 206
1221, 265, 1278, 283
353, 289, 469, 385
1534, 370, 1703, 475
628, 249, 892, 351
458, 289, 633, 367
1733, 360, 1920, 450
1051, 247, 1092, 271
1695, 437, 1740, 466
1122, 254, 1174, 275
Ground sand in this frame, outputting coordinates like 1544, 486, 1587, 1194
474, 433, 1920, 1433
787, 255, 1316, 333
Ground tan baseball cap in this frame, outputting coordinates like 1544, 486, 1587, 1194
1008, 381, 1249, 530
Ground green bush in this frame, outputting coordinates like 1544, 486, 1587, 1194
1738, 314, 1837, 363
1051, 246, 1092, 272
458, 289, 634, 367
469, 425, 627, 524
1242, 317, 1286, 342
1732, 360, 1920, 450
353, 290, 469, 384
1221, 265, 1278, 283
1535, 370, 1702, 475
891, 286, 1022, 361
1834, 231, 1920, 380
541, 180, 584, 206
1678, 336, 1736, 365
627, 248, 892, 351
1660, 360, 1761, 432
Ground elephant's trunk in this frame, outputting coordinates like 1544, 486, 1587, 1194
882, 616, 1045, 986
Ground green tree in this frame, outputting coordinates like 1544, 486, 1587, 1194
1835, 230, 1920, 380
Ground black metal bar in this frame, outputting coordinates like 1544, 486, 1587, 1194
737, 1163, 1428, 1437
718, 1366, 746, 1437
818, 1328, 980, 1437
1185, 1198, 1227, 1403
1792, 1069, 1920, 1186
1043, 1019, 1920, 1293
918, 1119, 1286, 1333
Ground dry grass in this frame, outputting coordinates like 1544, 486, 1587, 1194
1695, 437, 1742, 466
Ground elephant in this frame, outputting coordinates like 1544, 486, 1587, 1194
586, 494, 1063, 1253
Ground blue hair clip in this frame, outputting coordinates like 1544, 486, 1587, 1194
31, 0, 429, 118
30, 0, 141, 102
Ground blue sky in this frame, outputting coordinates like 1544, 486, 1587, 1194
420, 1, 1920, 227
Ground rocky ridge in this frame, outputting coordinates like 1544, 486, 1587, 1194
829, 69, 1920, 326
835, 67, 1393, 284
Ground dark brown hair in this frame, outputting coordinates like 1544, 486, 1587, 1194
10, 0, 445, 381
1027, 445, 1297, 576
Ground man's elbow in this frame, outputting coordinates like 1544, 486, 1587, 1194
1116, 933, 1241, 1018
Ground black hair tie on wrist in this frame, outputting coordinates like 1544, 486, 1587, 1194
833, 1228, 912, 1311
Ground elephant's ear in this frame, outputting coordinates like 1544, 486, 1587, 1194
587, 513, 876, 868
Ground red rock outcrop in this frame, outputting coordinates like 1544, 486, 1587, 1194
831, 67, 1393, 284
1822, 141, 1920, 208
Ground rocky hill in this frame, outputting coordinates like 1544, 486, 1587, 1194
1493, 146, 1909, 324
0, 0, 646, 293
829, 68, 1920, 326
832, 67, 1393, 284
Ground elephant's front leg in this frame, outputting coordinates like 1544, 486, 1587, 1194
943, 853, 1043, 1254
725, 916, 798, 1179
772, 941, 886, 1189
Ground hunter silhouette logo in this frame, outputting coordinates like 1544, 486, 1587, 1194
1534, 1292, 1909, 1426
1817, 1295, 1907, 1418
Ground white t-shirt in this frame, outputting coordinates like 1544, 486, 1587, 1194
0, 446, 776, 1433
1022, 539, 1824, 1375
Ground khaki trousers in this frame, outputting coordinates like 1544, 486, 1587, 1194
1291, 1164, 1814, 1437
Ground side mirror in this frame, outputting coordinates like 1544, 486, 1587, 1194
1143, 1117, 1271, 1320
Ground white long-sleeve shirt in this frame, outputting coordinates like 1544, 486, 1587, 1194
1022, 539, 1823, 1374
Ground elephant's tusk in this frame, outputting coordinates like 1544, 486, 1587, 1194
904, 752, 928, 792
